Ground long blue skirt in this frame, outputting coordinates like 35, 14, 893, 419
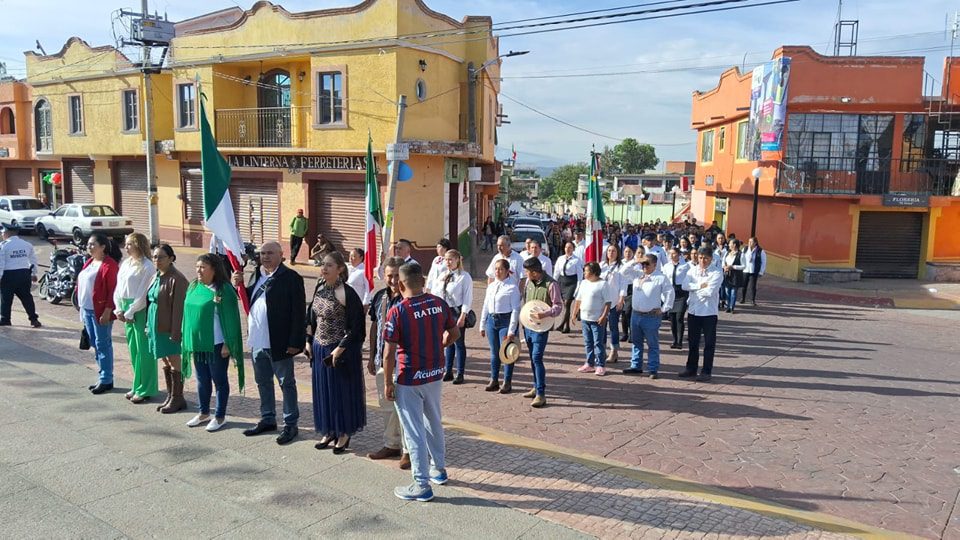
312, 341, 366, 437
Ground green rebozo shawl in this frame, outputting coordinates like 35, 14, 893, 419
180, 280, 245, 392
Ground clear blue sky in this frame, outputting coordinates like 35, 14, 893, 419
1, 0, 956, 167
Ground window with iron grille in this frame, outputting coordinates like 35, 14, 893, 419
34, 100, 52, 152
736, 121, 750, 159
177, 83, 196, 129
700, 130, 714, 163
317, 72, 344, 125
69, 95, 84, 135
122, 89, 139, 132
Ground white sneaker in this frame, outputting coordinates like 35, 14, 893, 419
205, 417, 226, 432
186, 414, 208, 427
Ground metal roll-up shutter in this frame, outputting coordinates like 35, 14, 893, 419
313, 182, 366, 256
117, 161, 149, 233
66, 162, 95, 204
180, 166, 204, 224
230, 178, 279, 245
4, 168, 33, 197
855, 212, 923, 278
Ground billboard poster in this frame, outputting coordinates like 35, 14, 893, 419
749, 57, 791, 157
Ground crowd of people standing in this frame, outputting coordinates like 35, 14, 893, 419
0, 210, 769, 503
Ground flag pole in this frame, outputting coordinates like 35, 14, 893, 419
198, 73, 250, 314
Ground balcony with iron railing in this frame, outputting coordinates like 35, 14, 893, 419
775, 157, 960, 197
214, 106, 310, 148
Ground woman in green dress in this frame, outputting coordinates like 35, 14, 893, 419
113, 233, 156, 403
181, 254, 244, 432
147, 244, 190, 413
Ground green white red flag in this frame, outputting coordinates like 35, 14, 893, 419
584, 150, 606, 263
199, 93, 249, 313
364, 135, 382, 292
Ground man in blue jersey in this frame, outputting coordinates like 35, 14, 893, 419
383, 263, 460, 502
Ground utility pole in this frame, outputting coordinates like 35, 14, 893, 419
381, 95, 407, 263
466, 62, 479, 275
142, 0, 159, 246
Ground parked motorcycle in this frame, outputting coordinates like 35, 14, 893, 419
37, 239, 88, 310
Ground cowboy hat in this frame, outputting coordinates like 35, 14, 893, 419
499, 337, 521, 365
520, 300, 555, 333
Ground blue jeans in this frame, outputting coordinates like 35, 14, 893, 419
395, 380, 445, 488
606, 307, 620, 351
630, 312, 662, 373
723, 286, 738, 311
252, 348, 300, 427
524, 328, 549, 396
444, 308, 467, 376
194, 344, 229, 418
82, 308, 114, 384
581, 321, 606, 368
486, 314, 514, 382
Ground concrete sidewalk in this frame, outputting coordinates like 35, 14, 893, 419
0, 310, 863, 539
762, 275, 960, 310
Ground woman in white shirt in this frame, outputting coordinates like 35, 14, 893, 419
599, 244, 626, 363
113, 233, 157, 403
552, 241, 583, 333
618, 246, 635, 343
573, 262, 615, 376
479, 259, 520, 393
438, 249, 473, 385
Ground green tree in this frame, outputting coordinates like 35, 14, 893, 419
546, 163, 589, 203
508, 179, 530, 202
599, 145, 618, 175
612, 138, 659, 174
538, 176, 556, 200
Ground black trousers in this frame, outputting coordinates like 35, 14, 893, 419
0, 269, 38, 323
686, 314, 717, 375
290, 235, 305, 261
741, 273, 760, 303
669, 295, 688, 346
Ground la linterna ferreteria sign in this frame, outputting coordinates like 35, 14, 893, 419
228, 154, 366, 171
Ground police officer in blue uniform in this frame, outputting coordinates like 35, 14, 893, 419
0, 224, 41, 328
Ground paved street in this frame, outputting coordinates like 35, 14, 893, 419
3, 238, 959, 538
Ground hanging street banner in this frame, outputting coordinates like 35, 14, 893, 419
749, 56, 791, 157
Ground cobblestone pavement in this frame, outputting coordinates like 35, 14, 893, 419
8, 244, 959, 538
6, 298, 865, 538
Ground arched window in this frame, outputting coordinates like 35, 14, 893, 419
0, 107, 14, 135
34, 99, 52, 152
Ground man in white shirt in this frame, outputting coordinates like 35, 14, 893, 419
485, 235, 524, 286
573, 230, 586, 260
621, 253, 674, 378
740, 237, 766, 305
528, 240, 553, 277
425, 238, 451, 294
642, 234, 667, 270
346, 247, 370, 307
681, 247, 723, 382
0, 224, 40, 328
662, 247, 691, 350
232, 242, 306, 445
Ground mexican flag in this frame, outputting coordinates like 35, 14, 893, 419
584, 150, 606, 263
200, 94, 250, 313
364, 135, 382, 293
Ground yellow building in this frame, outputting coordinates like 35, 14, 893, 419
22, 0, 502, 261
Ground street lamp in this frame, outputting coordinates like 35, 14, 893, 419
466, 49, 530, 275
750, 166, 762, 237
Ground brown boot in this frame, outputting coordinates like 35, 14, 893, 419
367, 447, 402, 460
399, 453, 411, 470
156, 366, 173, 412
161, 371, 187, 414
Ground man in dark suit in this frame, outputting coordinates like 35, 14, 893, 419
232, 242, 306, 445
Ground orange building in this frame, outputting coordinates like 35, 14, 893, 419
691, 46, 960, 281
